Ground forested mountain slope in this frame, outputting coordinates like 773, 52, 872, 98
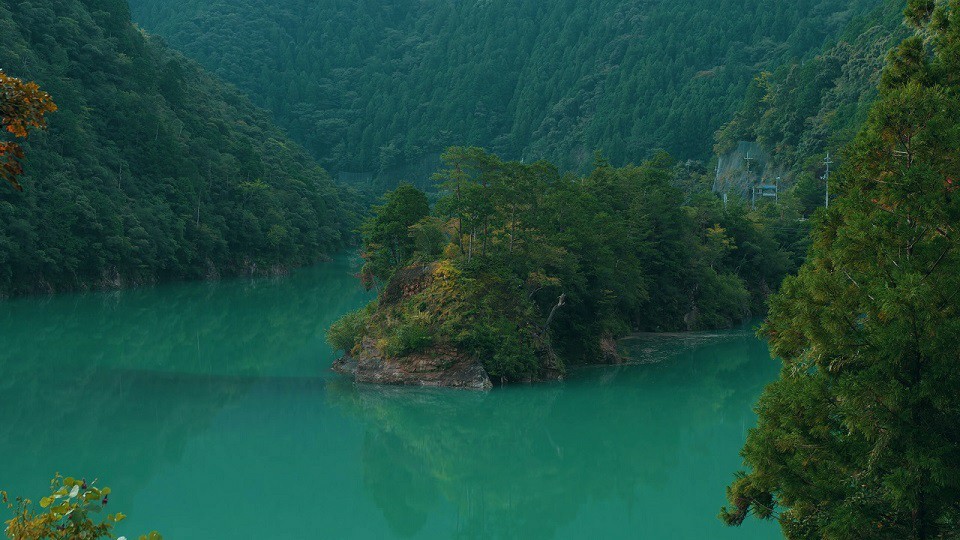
715, 0, 909, 214
128, 0, 882, 176
723, 1, 960, 534
0, 0, 359, 297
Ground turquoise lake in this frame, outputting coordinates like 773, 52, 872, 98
0, 254, 780, 538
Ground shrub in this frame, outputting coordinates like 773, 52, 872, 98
383, 320, 434, 357
2, 475, 161, 540
327, 307, 371, 353
460, 318, 539, 381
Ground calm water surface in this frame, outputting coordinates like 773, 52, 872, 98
0, 254, 780, 539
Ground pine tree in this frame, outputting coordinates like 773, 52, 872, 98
722, 2, 960, 538
359, 183, 431, 286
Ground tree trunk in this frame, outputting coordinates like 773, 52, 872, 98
543, 293, 566, 332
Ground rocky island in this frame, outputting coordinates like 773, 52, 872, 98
332, 264, 495, 390
328, 148, 794, 388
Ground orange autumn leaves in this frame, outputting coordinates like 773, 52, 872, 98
0, 71, 56, 191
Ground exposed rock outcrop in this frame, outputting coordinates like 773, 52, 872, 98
380, 263, 436, 305
713, 140, 787, 200
332, 338, 493, 390
332, 261, 492, 390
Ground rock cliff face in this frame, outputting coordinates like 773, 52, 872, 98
332, 339, 493, 390
380, 264, 436, 305
713, 141, 787, 200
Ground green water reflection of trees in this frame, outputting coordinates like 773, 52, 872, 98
0, 258, 370, 503
327, 331, 776, 539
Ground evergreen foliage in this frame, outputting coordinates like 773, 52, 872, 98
0, 0, 359, 297
359, 183, 430, 286
716, 0, 910, 216
331, 148, 798, 380
128, 0, 882, 175
722, 2, 960, 536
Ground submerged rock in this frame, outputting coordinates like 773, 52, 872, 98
332, 338, 493, 390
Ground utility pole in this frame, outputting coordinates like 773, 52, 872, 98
823, 152, 833, 209
714, 161, 722, 193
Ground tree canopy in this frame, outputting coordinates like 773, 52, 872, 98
715, 0, 910, 216
722, 1, 960, 537
0, 0, 361, 297
128, 0, 883, 177
331, 147, 799, 380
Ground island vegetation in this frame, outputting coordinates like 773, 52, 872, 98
329, 148, 802, 384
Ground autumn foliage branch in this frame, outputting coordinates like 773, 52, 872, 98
0, 71, 57, 191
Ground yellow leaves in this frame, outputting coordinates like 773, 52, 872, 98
2, 475, 160, 540
431, 259, 460, 282
706, 223, 736, 251
525, 271, 560, 290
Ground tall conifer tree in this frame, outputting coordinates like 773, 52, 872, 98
722, 2, 960, 538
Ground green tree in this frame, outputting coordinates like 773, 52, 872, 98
722, 3, 960, 537
359, 183, 430, 286
127, 0, 883, 177
0, 0, 360, 297
333, 147, 791, 382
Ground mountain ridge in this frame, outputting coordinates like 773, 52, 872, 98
128, 0, 885, 178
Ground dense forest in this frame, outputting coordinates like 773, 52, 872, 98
716, 0, 909, 215
4, 0, 960, 537
723, 0, 960, 537
328, 148, 799, 382
128, 0, 883, 177
0, 0, 359, 297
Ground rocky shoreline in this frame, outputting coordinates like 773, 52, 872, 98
332, 338, 493, 390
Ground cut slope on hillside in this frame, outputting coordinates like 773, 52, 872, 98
714, 0, 909, 213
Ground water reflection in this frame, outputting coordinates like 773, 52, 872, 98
327, 328, 778, 539
0, 254, 369, 376
0, 271, 777, 538
0, 255, 371, 508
